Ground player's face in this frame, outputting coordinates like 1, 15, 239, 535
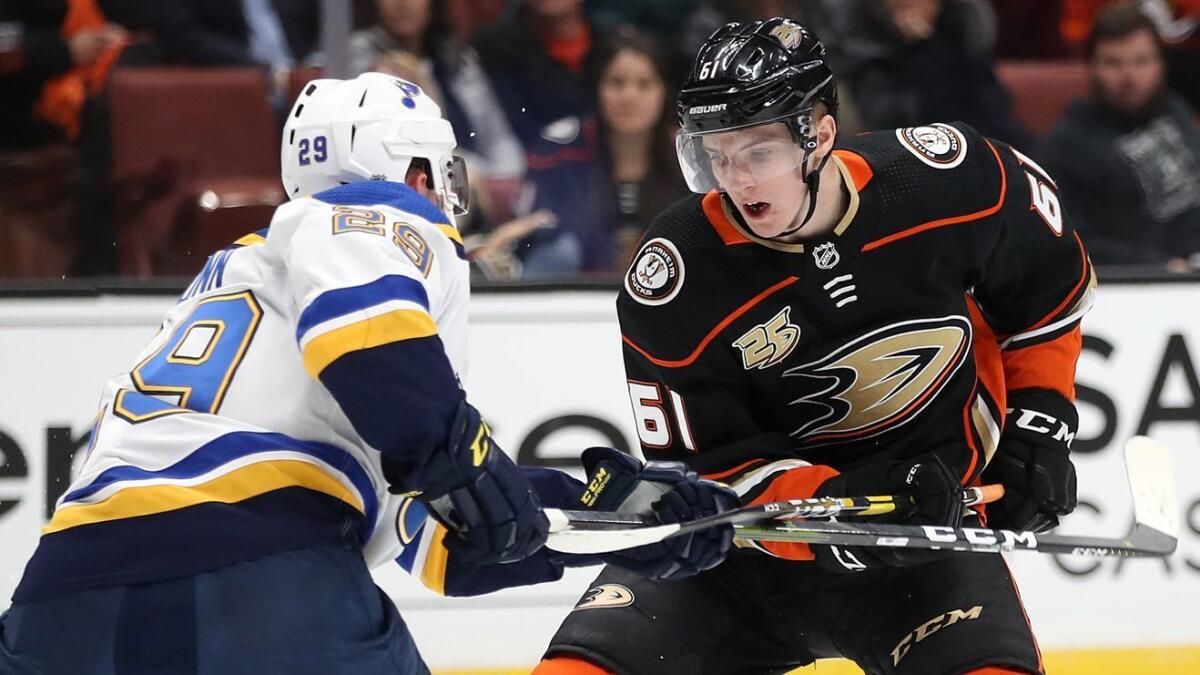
1090, 29, 1164, 117
599, 50, 665, 137
377, 0, 431, 41
701, 123, 809, 238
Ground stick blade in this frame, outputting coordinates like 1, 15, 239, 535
1124, 436, 1179, 553
544, 509, 681, 554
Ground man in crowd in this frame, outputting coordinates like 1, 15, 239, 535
1041, 3, 1200, 269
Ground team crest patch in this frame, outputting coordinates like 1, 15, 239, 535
575, 584, 635, 611
625, 238, 685, 305
812, 242, 840, 269
769, 20, 804, 49
895, 124, 967, 169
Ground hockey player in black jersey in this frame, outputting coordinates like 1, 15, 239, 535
535, 17, 1094, 675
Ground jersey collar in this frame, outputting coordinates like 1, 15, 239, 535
701, 152, 868, 254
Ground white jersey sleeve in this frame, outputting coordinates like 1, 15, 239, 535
270, 185, 471, 381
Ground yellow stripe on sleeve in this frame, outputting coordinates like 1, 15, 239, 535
436, 224, 463, 246
301, 308, 438, 378
234, 232, 267, 246
420, 524, 450, 596
44, 459, 363, 534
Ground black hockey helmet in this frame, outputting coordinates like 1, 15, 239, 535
678, 18, 838, 139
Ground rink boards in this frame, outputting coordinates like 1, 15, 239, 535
0, 283, 1196, 672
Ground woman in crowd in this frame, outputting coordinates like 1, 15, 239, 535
520, 28, 688, 278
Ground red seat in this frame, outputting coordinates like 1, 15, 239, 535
107, 67, 283, 276
0, 144, 79, 278
287, 65, 324, 111
996, 60, 1091, 138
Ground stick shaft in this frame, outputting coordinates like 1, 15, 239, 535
734, 520, 1175, 558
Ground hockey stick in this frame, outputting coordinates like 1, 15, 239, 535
544, 484, 1002, 555
735, 436, 1178, 558
544, 437, 1177, 558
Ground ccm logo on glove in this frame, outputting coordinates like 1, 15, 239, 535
580, 467, 612, 507
1008, 408, 1075, 446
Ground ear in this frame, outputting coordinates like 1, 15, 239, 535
804, 114, 838, 175
404, 166, 430, 192
815, 114, 837, 158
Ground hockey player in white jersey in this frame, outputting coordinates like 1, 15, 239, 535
0, 73, 736, 674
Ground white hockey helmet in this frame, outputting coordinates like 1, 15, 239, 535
281, 72, 469, 215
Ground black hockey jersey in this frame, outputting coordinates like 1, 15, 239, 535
618, 122, 1095, 560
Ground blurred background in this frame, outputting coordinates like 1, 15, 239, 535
1, 0, 1199, 673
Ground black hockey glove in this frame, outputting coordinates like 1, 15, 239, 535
574, 447, 738, 580
386, 399, 549, 566
812, 454, 963, 573
982, 389, 1078, 533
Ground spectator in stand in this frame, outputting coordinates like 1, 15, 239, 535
836, 0, 1032, 147
1, 0, 130, 277
106, 0, 319, 103
519, 28, 687, 278
348, 0, 524, 179
1041, 4, 1200, 269
0, 0, 126, 151
473, 0, 602, 152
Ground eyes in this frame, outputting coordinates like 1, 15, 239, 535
705, 144, 776, 169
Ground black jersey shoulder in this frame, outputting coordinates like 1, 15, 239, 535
841, 122, 1008, 251
618, 193, 789, 362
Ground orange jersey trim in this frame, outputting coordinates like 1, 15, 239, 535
533, 656, 612, 675
702, 191, 753, 246
860, 140, 1008, 253
622, 276, 799, 368
747, 464, 840, 560
701, 459, 767, 482
1002, 326, 1082, 400
833, 149, 875, 191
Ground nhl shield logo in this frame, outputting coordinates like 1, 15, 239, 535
626, 238, 685, 305
813, 242, 840, 270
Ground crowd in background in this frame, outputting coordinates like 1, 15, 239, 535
1, 0, 1198, 281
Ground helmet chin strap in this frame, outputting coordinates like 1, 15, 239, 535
770, 143, 829, 240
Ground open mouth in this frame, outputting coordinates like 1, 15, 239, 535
744, 201, 771, 219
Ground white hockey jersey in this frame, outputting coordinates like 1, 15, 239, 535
16, 182, 472, 600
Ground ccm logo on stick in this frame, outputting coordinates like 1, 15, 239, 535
921, 526, 1038, 549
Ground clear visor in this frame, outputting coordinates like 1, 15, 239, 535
675, 124, 809, 194
437, 155, 470, 216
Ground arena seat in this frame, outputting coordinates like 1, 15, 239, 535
287, 65, 324, 109
0, 144, 78, 278
996, 60, 1091, 138
108, 67, 282, 276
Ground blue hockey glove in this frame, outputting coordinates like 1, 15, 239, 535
812, 453, 963, 573
982, 389, 1079, 533
578, 447, 738, 580
390, 399, 549, 566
